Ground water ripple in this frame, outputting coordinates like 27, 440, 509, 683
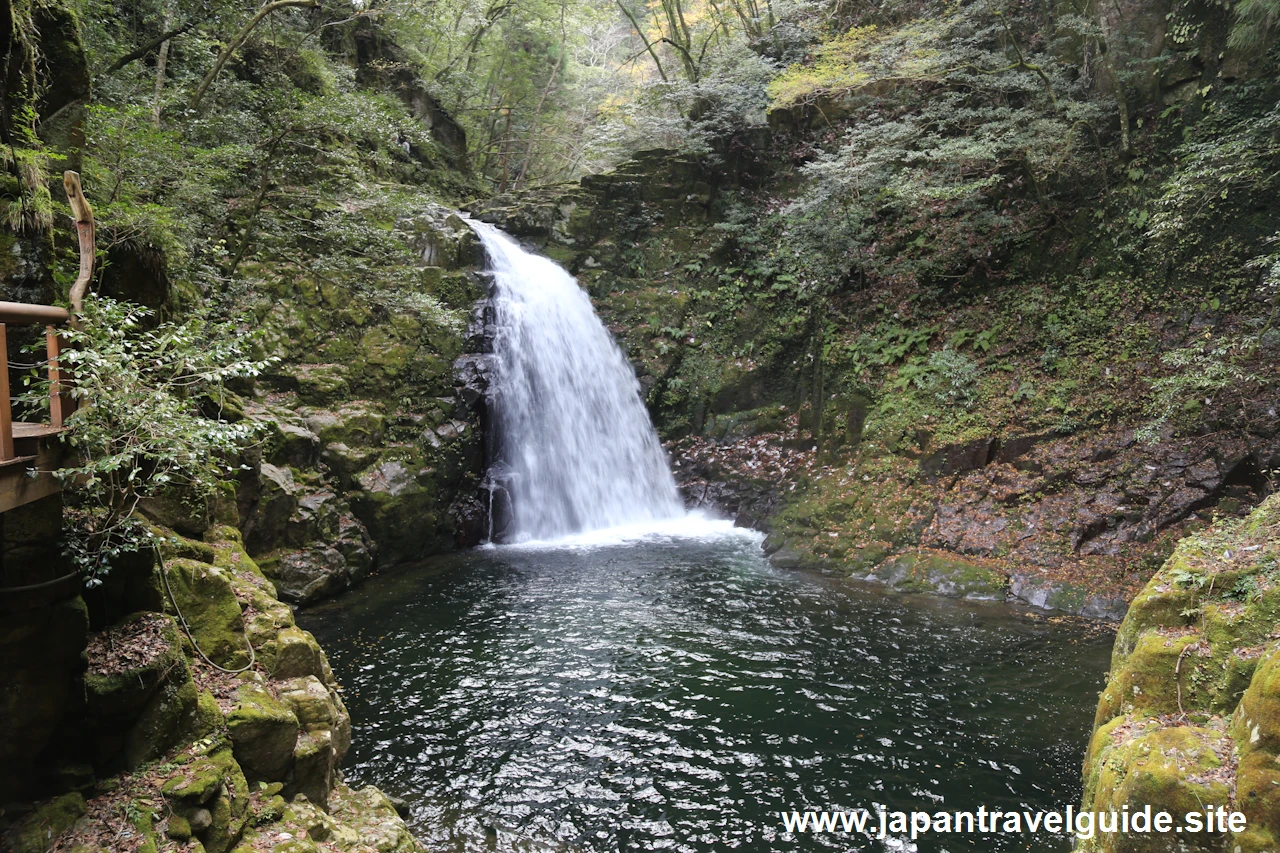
302, 532, 1110, 853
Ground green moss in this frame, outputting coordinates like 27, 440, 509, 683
302, 403, 385, 447
193, 689, 226, 737
1110, 574, 1198, 666
1234, 643, 1280, 755
154, 529, 217, 564
259, 626, 327, 681
225, 681, 299, 784
123, 676, 200, 768
208, 538, 267, 581
8, 793, 86, 853
359, 327, 417, 379
161, 558, 251, 669
1095, 630, 1202, 726
1082, 496, 1280, 851
84, 613, 199, 769
166, 814, 193, 840
294, 364, 350, 406
207, 525, 246, 548
1234, 749, 1280, 851
867, 550, 1006, 599
1081, 723, 1230, 853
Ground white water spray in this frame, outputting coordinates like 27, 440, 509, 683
471, 221, 685, 541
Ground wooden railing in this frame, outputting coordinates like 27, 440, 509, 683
0, 301, 73, 512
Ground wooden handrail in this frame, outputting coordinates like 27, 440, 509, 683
0, 302, 70, 325
0, 304, 73, 466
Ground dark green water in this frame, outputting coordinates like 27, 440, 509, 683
300, 523, 1112, 853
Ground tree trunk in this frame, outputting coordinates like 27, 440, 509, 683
151, 4, 174, 125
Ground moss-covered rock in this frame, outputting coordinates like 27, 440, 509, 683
1229, 643, 1280, 850
83, 612, 203, 771
1093, 629, 1202, 726
226, 679, 299, 784
4, 793, 86, 853
161, 741, 250, 853
1080, 494, 1280, 852
1080, 720, 1232, 853
160, 558, 251, 669
867, 550, 1008, 599
239, 782, 427, 853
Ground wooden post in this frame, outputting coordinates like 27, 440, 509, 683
63, 171, 95, 329
0, 324, 13, 461
47, 327, 66, 429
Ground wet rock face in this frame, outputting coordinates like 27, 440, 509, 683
219, 204, 489, 600
675, 417, 1276, 618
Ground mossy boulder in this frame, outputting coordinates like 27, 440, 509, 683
1093, 629, 1202, 726
1230, 643, 1280, 850
867, 550, 1007, 600
292, 729, 337, 810
348, 455, 449, 562
83, 613, 186, 719
4, 793, 86, 853
243, 462, 302, 552
84, 613, 203, 770
160, 558, 251, 668
1080, 495, 1280, 852
240, 782, 427, 853
1080, 720, 1232, 853
139, 484, 215, 537
226, 679, 299, 784
122, 674, 200, 770
161, 741, 250, 853
261, 626, 329, 682
294, 364, 351, 406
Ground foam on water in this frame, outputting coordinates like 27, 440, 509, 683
488, 510, 762, 552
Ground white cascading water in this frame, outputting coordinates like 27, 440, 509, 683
471, 220, 685, 541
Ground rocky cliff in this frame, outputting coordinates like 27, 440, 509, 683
1078, 493, 1280, 852
470, 92, 1280, 620
3, 524, 428, 853
0, 0, 490, 846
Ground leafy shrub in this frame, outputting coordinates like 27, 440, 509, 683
925, 348, 982, 409
29, 297, 275, 586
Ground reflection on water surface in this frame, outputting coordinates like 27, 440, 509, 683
302, 524, 1111, 853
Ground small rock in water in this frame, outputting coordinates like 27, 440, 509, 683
386, 794, 412, 818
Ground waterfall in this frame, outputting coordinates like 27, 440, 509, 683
471, 221, 685, 542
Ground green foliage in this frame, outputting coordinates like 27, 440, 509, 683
769, 0, 1113, 295
29, 297, 274, 586
1228, 0, 1280, 48
0, 144, 60, 232
924, 348, 982, 409
1134, 334, 1261, 444
1146, 96, 1280, 263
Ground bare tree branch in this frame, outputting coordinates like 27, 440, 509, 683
191, 0, 320, 108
